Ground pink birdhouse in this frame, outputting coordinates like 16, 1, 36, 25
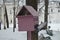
17, 6, 38, 31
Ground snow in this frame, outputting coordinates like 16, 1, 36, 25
48, 23, 60, 31
0, 24, 27, 40
0, 30, 27, 40
38, 30, 60, 40
0, 24, 60, 40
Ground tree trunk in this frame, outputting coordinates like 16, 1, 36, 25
44, 0, 49, 29
3, 0, 9, 29
26, 0, 38, 40
5, 6, 9, 28
0, 8, 1, 30
13, 0, 16, 32
16, 0, 19, 15
26, 0, 37, 11
0, 20, 1, 30
3, 0, 6, 29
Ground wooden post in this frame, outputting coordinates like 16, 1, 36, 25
27, 31, 31, 40
27, 31, 38, 40
26, 0, 38, 40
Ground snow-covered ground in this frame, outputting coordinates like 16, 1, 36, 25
48, 23, 60, 31
38, 30, 60, 40
0, 24, 60, 40
0, 29, 27, 40
0, 24, 27, 40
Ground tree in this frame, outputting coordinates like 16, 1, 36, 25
5, 6, 9, 28
0, 18, 1, 30
3, 0, 9, 29
26, 0, 37, 10
0, 7, 2, 30
16, 0, 20, 15
13, 0, 16, 32
26, 0, 38, 40
3, 0, 6, 29
44, 0, 49, 29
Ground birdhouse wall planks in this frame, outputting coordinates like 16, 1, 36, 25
17, 6, 38, 31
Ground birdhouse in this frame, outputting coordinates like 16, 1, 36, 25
17, 6, 38, 31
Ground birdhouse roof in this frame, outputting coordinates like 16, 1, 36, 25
17, 6, 38, 16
